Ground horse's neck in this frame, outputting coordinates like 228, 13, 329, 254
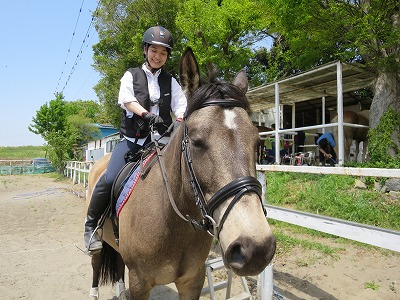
161, 128, 185, 187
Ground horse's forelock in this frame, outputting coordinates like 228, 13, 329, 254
185, 81, 250, 117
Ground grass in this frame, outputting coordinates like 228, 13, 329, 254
0, 146, 49, 160
266, 172, 400, 231
265, 172, 400, 260
364, 281, 380, 290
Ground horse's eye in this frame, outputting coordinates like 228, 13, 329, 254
192, 138, 207, 149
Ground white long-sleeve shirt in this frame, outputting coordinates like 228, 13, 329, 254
118, 64, 187, 144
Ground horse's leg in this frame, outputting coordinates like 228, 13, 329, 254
115, 252, 126, 297
89, 251, 103, 300
127, 268, 152, 299
175, 268, 205, 300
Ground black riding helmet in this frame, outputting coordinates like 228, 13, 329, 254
142, 26, 173, 72
142, 26, 173, 52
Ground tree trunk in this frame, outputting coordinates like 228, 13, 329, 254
370, 71, 400, 129
369, 71, 400, 157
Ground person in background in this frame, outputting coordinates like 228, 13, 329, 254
317, 132, 337, 166
83, 26, 187, 254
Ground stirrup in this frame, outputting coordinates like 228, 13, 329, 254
84, 227, 103, 255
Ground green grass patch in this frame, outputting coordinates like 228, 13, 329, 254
0, 146, 49, 160
364, 281, 380, 290
266, 172, 400, 231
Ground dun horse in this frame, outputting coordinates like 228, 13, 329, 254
85, 48, 276, 299
332, 111, 369, 162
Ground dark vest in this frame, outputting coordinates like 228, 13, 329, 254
120, 67, 172, 138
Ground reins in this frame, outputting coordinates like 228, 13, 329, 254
154, 98, 266, 239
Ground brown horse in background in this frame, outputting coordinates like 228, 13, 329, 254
332, 111, 369, 163
85, 48, 276, 299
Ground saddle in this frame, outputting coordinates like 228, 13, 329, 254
98, 142, 160, 245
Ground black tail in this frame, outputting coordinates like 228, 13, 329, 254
99, 242, 122, 285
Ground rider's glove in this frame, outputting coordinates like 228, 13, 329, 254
141, 112, 164, 128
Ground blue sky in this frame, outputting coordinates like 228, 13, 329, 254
0, 0, 100, 146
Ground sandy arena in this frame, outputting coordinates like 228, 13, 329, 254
0, 174, 399, 299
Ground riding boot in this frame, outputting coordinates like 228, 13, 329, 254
84, 174, 111, 253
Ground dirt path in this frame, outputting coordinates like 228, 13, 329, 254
0, 174, 399, 299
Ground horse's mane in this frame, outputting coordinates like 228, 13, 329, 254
185, 79, 250, 117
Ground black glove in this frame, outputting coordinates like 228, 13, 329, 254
142, 112, 164, 127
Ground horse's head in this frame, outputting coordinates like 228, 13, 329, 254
178, 48, 276, 276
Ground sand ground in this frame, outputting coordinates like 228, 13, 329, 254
0, 174, 399, 299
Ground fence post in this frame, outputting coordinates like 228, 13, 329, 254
78, 162, 81, 185
258, 263, 274, 300
257, 170, 273, 299
72, 161, 77, 184
83, 163, 87, 187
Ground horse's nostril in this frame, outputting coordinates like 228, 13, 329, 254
228, 244, 246, 269
224, 235, 276, 276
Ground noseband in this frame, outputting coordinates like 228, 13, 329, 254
178, 98, 266, 238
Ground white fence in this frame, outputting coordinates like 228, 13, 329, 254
65, 161, 93, 187
256, 165, 400, 299
64, 160, 400, 298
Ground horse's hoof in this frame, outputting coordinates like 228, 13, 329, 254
118, 290, 131, 300
89, 287, 99, 299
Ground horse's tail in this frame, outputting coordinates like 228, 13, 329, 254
99, 242, 121, 285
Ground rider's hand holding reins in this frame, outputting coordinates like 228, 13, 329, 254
142, 112, 164, 129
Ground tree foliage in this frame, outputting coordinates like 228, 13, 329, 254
93, 0, 185, 128
259, 0, 400, 72
368, 108, 400, 165
29, 94, 101, 171
91, 0, 399, 159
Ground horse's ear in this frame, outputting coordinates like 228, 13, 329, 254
179, 47, 201, 97
232, 69, 248, 94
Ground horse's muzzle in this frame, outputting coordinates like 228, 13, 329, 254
223, 235, 276, 276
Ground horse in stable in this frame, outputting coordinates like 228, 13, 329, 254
331, 110, 369, 163
256, 110, 369, 165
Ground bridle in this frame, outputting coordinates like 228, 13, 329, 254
155, 98, 267, 239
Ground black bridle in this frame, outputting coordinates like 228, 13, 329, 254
175, 98, 266, 238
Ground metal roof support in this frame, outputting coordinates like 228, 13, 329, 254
336, 62, 344, 166
291, 103, 296, 154
274, 83, 281, 164
258, 111, 263, 126
322, 96, 326, 134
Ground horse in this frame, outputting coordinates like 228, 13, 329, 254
331, 111, 369, 163
85, 47, 276, 299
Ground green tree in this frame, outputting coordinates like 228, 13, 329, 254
29, 93, 68, 139
176, 0, 267, 80
29, 94, 101, 171
93, 0, 185, 127
259, 0, 399, 128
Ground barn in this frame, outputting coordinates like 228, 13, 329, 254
247, 60, 375, 166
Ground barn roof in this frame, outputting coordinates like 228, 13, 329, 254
246, 61, 375, 119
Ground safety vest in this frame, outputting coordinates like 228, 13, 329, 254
120, 67, 172, 138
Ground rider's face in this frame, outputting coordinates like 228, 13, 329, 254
145, 44, 168, 70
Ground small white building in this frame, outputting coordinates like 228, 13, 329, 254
84, 124, 119, 162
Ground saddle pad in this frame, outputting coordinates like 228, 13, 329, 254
116, 152, 156, 217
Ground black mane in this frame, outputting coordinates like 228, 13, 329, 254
185, 81, 250, 117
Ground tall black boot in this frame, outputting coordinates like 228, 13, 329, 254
84, 174, 111, 253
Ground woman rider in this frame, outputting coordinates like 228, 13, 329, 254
84, 26, 187, 253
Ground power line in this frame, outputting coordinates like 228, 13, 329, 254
54, 1, 100, 97
54, 0, 86, 95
